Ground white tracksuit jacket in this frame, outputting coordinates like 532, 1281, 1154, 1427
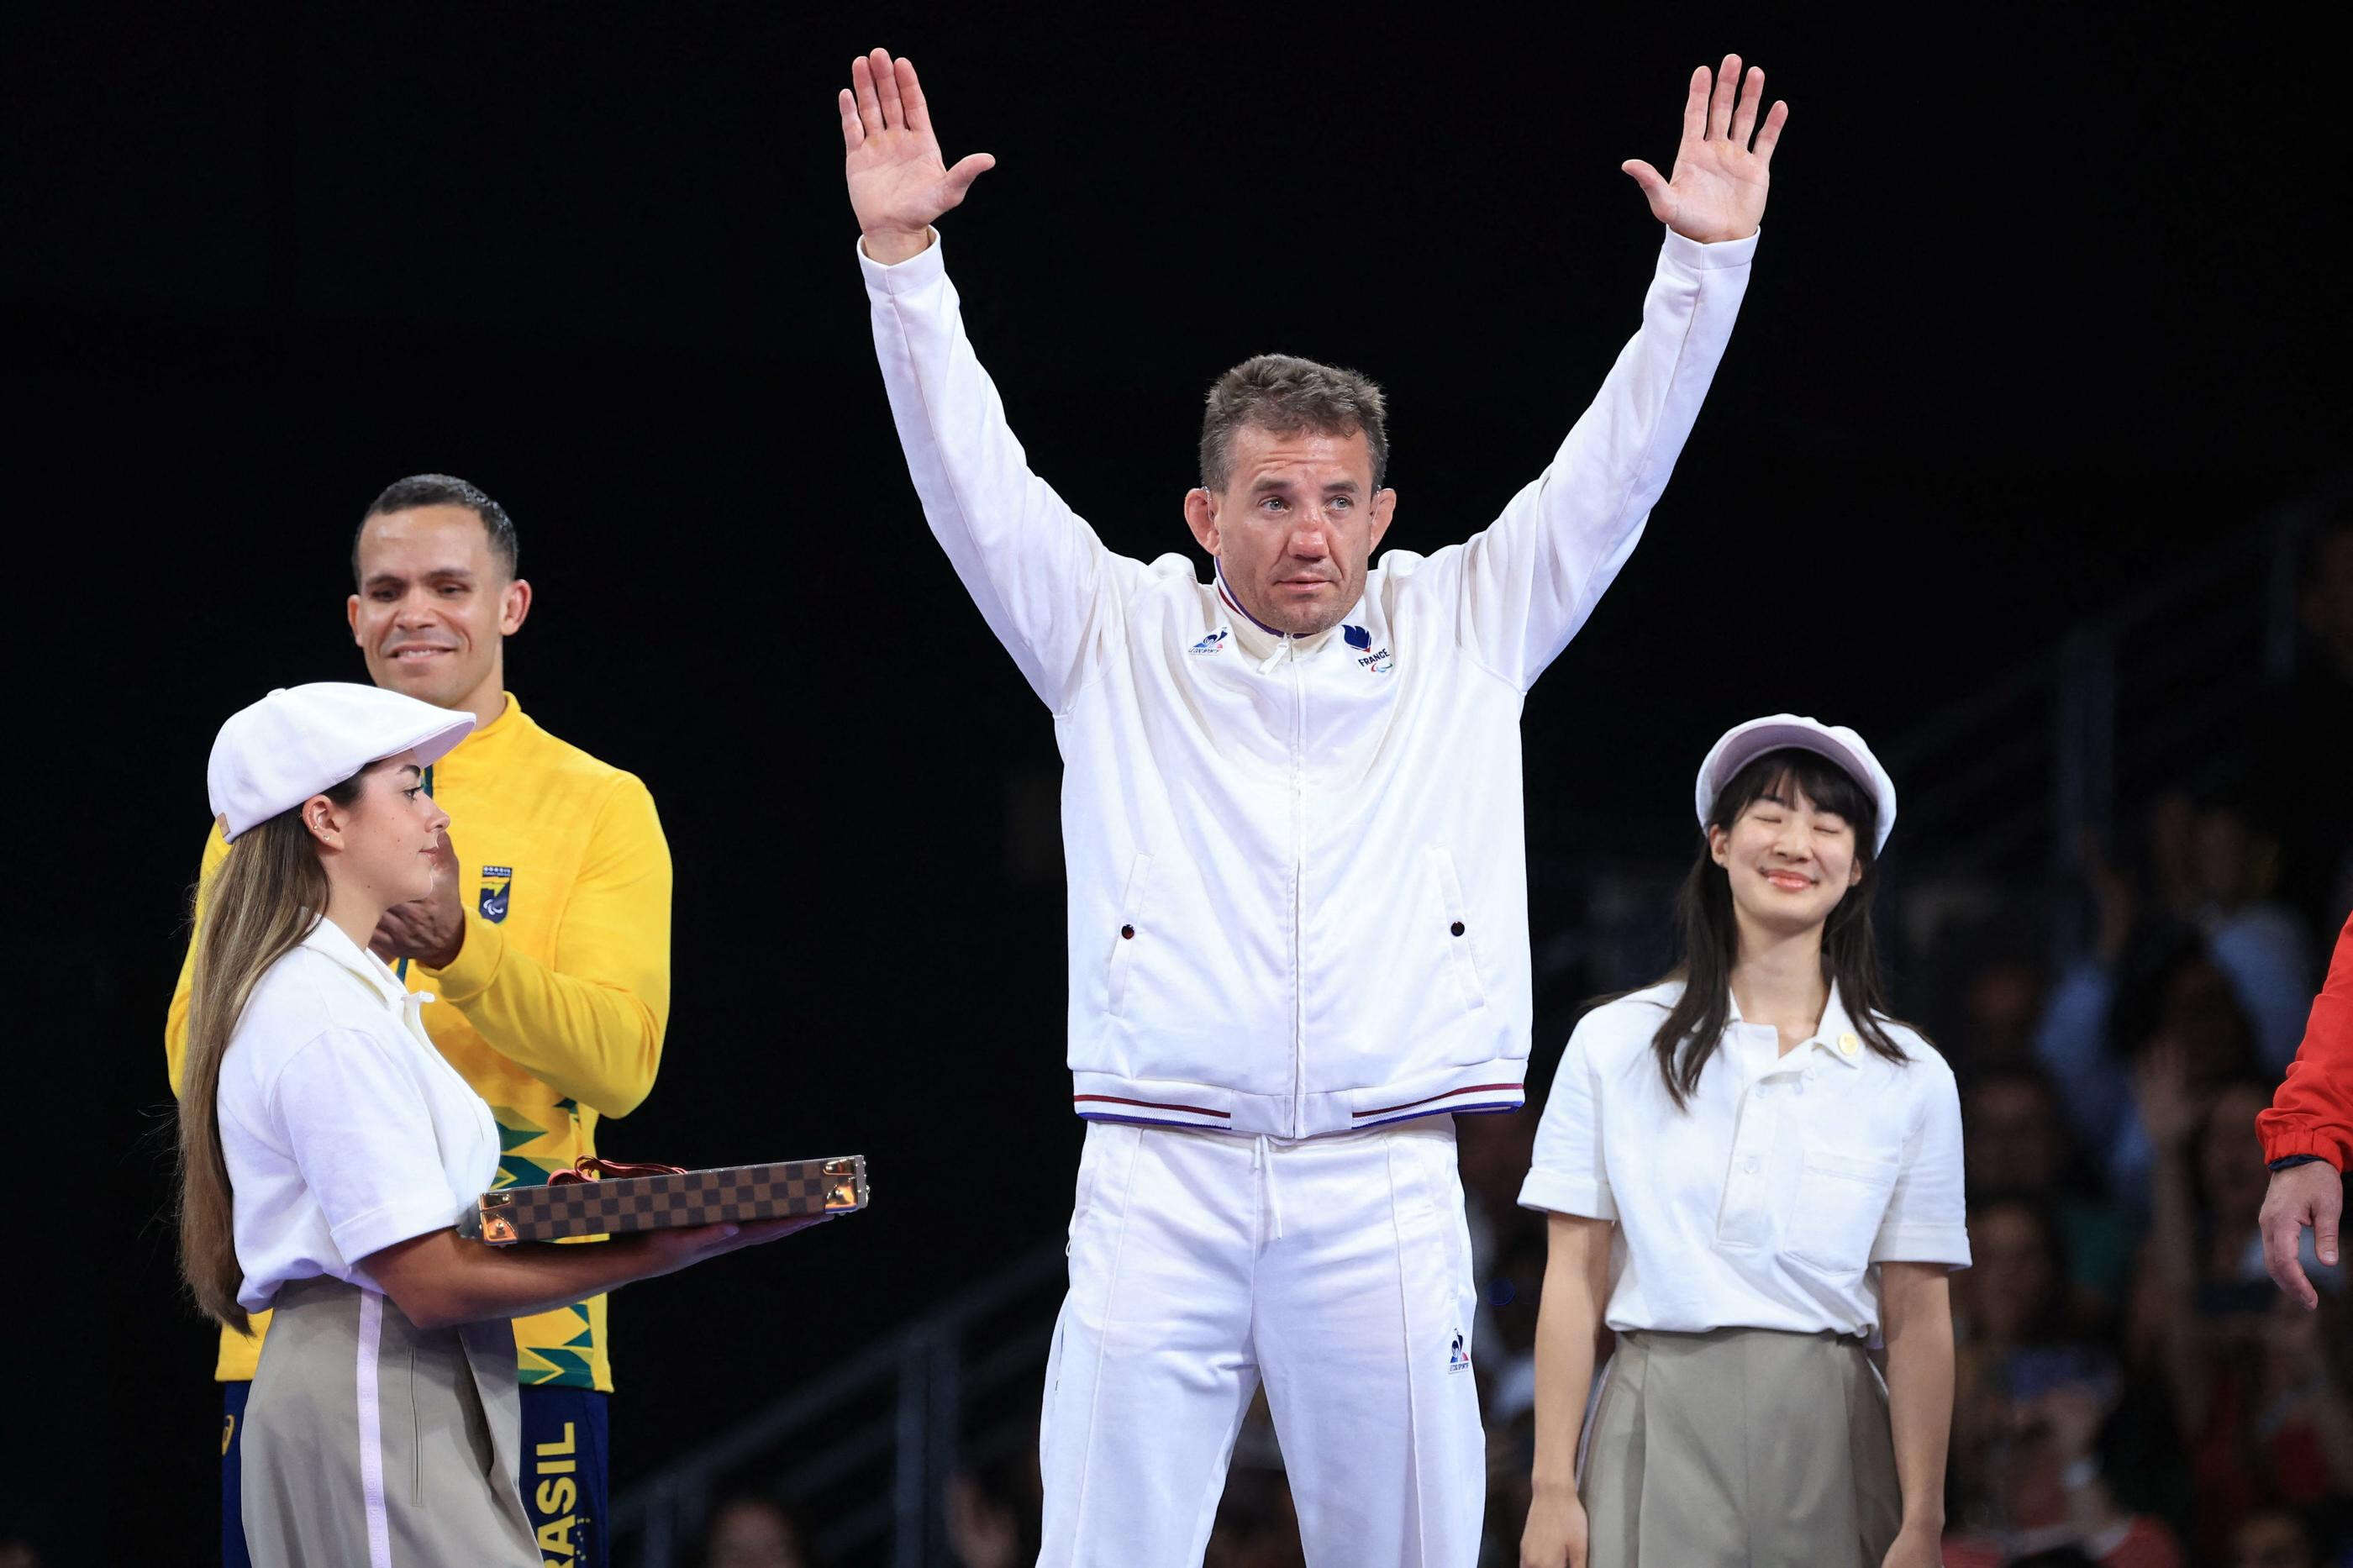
861, 229, 1755, 1139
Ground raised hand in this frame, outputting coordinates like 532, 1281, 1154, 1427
1623, 55, 1787, 245
840, 49, 995, 266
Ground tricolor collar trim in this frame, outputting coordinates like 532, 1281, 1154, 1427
1213, 561, 1290, 639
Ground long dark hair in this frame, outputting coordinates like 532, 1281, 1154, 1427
1650, 747, 1910, 1108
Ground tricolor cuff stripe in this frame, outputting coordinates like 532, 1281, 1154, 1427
1356, 1100, 1524, 1129
1078, 1112, 1232, 1130
1351, 1082, 1524, 1119
1074, 1092, 1230, 1120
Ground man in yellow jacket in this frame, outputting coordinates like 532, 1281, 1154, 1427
166, 473, 671, 1568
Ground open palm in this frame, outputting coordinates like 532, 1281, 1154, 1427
840, 49, 994, 255
1624, 55, 1787, 244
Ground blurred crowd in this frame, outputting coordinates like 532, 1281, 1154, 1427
693, 517, 2353, 1568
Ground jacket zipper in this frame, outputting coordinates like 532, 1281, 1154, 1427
1289, 637, 1307, 1139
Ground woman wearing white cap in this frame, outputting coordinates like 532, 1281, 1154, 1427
176, 683, 822, 1568
1517, 716, 1969, 1568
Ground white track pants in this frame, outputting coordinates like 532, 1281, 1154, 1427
1037, 1116, 1485, 1568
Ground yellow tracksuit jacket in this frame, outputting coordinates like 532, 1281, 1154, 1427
166, 692, 671, 1391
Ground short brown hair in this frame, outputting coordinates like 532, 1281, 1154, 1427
1198, 354, 1389, 492
354, 473, 519, 585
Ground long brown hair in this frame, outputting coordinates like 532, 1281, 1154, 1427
176, 781, 359, 1331
1650, 748, 1910, 1108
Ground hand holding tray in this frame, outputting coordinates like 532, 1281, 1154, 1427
459, 1155, 868, 1244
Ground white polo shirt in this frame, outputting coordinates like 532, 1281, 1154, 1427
216, 918, 500, 1314
1519, 979, 1969, 1338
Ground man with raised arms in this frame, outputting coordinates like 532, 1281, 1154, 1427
838, 49, 1787, 1565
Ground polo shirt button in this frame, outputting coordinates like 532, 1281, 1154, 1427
1450, 922, 1466, 937
1741, 1156, 1761, 1174
1839, 1032, 1860, 1057
1120, 924, 1135, 939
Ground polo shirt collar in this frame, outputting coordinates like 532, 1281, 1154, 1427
297, 916, 414, 1009
1812, 982, 1869, 1068
1722, 978, 1869, 1071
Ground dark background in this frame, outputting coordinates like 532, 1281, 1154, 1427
6, 3, 2339, 1561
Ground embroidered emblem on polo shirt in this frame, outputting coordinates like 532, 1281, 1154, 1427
1449, 1329, 1471, 1373
480, 865, 513, 923
1343, 624, 1394, 674
1189, 628, 1230, 655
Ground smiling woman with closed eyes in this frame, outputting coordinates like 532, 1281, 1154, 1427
1515, 715, 1971, 1568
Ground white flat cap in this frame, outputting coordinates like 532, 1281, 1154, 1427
1694, 713, 1898, 854
208, 682, 475, 841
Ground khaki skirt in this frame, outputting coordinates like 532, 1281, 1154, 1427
240, 1275, 540, 1568
1579, 1326, 1902, 1568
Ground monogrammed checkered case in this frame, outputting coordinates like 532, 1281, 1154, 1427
461, 1156, 867, 1245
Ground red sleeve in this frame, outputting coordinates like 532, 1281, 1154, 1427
2257, 913, 2353, 1170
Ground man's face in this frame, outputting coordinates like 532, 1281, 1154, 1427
1183, 425, 1394, 638
346, 506, 529, 709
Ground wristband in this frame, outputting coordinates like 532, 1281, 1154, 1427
2270, 1154, 2331, 1172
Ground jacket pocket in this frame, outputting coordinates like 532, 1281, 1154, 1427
1786, 1145, 1902, 1276
1426, 845, 1491, 1014
1104, 853, 1155, 1019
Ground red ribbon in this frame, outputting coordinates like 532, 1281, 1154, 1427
545, 1155, 687, 1186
